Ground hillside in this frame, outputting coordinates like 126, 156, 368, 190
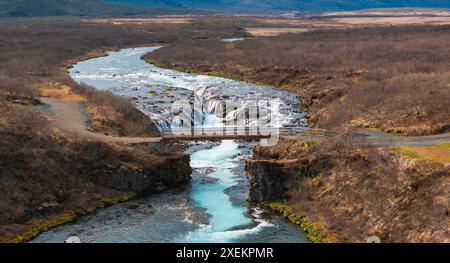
2, 0, 449, 17
0, 16, 241, 242
0, 0, 189, 17
108, 0, 450, 12
146, 25, 450, 135
246, 138, 449, 242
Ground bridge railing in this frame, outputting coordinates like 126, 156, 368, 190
161, 126, 273, 137
160, 126, 332, 141
276, 127, 330, 136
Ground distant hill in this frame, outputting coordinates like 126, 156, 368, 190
0, 0, 191, 17
1, 0, 449, 17
108, 0, 450, 13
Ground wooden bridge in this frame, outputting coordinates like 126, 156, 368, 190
160, 126, 335, 142
146, 126, 450, 148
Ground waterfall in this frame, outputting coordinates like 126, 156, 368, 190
41, 47, 310, 243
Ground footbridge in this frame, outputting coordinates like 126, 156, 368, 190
159, 126, 450, 147
160, 126, 334, 142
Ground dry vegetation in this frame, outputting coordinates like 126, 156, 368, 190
0, 16, 242, 133
73, 84, 159, 137
0, 104, 190, 242
1, 13, 449, 243
0, 17, 242, 97
395, 143, 450, 164
0, 85, 191, 241
147, 25, 450, 135
0, 17, 242, 241
0, 17, 242, 138
249, 137, 450, 242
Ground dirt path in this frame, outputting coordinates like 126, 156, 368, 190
280, 128, 449, 147
355, 129, 450, 147
36, 97, 161, 144
33, 96, 448, 147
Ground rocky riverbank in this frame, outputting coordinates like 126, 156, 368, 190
245, 138, 450, 242
0, 132, 192, 243
0, 84, 191, 243
145, 25, 450, 136
30, 46, 309, 243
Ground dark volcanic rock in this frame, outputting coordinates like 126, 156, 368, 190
245, 160, 292, 202
84, 154, 192, 194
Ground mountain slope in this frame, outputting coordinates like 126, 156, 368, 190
108, 0, 450, 12
0, 0, 187, 17
2, 0, 448, 17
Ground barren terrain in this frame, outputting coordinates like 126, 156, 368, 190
1, 10, 449, 243
238, 9, 450, 36
247, 138, 449, 242
147, 24, 450, 135
0, 16, 241, 242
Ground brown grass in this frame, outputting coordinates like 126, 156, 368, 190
0, 17, 241, 242
0, 17, 243, 98
245, 27, 309, 37
88, 18, 193, 25
333, 16, 450, 26
397, 144, 450, 164
0, 105, 188, 241
73, 83, 159, 137
40, 85, 85, 102
251, 137, 450, 242
147, 25, 450, 135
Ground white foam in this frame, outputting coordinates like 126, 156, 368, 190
68, 47, 306, 243
210, 220, 274, 242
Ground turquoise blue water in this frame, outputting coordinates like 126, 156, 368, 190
183, 140, 253, 242
31, 47, 308, 243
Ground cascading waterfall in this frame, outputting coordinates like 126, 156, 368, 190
31, 47, 308, 243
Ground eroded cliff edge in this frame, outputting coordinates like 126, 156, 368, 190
246, 138, 449, 243
0, 86, 192, 243
0, 128, 192, 243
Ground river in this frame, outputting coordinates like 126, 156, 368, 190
31, 47, 308, 243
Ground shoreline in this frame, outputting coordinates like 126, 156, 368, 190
263, 202, 323, 243
8, 192, 136, 243
144, 49, 450, 137
65, 43, 165, 71
6, 45, 181, 243
144, 58, 269, 86
143, 56, 328, 241
28, 47, 310, 243
22, 46, 445, 243
142, 57, 316, 128
145, 48, 450, 243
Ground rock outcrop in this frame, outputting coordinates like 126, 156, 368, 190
245, 138, 450, 243
86, 153, 192, 194
0, 131, 192, 242
246, 159, 297, 201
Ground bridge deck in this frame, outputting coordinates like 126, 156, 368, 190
161, 126, 332, 142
